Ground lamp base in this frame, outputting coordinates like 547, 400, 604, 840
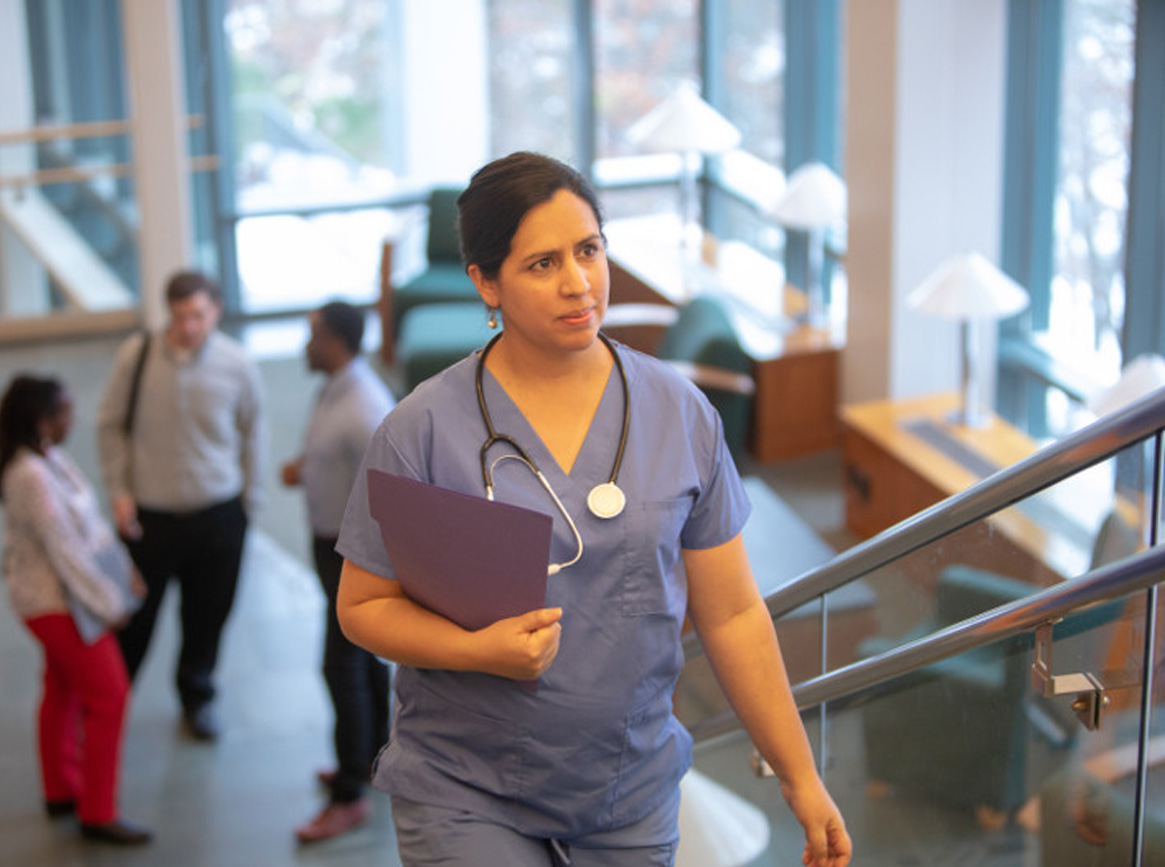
946, 405, 990, 429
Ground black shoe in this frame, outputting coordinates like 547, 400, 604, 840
184, 704, 220, 741
80, 818, 153, 845
44, 799, 76, 818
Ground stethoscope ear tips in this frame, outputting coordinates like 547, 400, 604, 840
587, 482, 626, 519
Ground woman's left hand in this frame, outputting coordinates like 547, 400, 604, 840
784, 777, 852, 867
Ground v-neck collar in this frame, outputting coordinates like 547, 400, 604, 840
479, 359, 622, 486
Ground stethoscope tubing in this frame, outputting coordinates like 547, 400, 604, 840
474, 331, 630, 574
475, 331, 629, 501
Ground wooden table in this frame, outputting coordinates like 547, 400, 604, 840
603, 215, 843, 462
840, 392, 1102, 586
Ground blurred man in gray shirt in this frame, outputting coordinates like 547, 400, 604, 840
281, 301, 394, 842
97, 271, 264, 741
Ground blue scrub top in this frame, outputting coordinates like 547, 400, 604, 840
337, 341, 751, 841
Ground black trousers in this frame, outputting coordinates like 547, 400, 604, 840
118, 496, 247, 713
314, 536, 390, 803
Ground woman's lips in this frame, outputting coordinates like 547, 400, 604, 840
560, 307, 595, 326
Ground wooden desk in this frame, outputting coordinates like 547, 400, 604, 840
841, 392, 1098, 586
604, 216, 843, 462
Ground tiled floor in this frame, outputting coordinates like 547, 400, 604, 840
0, 325, 1073, 866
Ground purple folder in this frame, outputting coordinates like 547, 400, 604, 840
366, 470, 553, 631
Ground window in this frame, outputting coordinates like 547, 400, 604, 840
225, 0, 399, 213
18, 0, 138, 299
488, 0, 575, 162
591, 0, 699, 220
221, 0, 405, 313
999, 0, 1141, 437
1046, 0, 1135, 388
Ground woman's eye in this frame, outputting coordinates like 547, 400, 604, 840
531, 258, 552, 272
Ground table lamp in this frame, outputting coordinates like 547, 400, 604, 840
906, 252, 1030, 428
766, 162, 846, 327
627, 83, 741, 259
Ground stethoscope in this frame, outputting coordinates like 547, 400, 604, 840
476, 331, 630, 575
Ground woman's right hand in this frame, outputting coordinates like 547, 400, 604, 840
474, 607, 563, 680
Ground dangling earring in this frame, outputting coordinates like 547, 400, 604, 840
487, 307, 498, 330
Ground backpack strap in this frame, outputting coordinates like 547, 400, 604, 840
122, 331, 151, 435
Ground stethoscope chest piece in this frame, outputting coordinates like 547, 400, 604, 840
586, 481, 626, 519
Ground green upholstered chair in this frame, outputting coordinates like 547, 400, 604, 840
652, 296, 755, 459
381, 187, 479, 361
859, 566, 1063, 821
859, 563, 1124, 823
396, 302, 495, 393
395, 296, 755, 458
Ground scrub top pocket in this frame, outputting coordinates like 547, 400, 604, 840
617, 498, 690, 617
397, 675, 529, 799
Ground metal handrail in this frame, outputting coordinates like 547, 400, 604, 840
0, 155, 219, 190
689, 541, 1165, 741
0, 116, 205, 146
764, 386, 1165, 620
683, 386, 1165, 672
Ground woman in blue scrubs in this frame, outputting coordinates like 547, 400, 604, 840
335, 152, 851, 867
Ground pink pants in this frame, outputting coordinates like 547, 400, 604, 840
24, 613, 129, 825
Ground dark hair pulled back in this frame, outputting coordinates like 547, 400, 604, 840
456, 151, 604, 281
0, 375, 66, 487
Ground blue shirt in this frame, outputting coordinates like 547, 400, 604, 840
300, 358, 395, 537
337, 342, 750, 840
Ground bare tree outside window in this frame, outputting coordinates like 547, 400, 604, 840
1048, 0, 1135, 384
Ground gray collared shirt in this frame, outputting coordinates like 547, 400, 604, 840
300, 357, 395, 537
97, 329, 266, 514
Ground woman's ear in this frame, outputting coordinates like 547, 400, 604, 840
36, 417, 53, 448
467, 264, 499, 309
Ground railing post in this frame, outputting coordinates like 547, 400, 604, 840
1131, 431, 1163, 867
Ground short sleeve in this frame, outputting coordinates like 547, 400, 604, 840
335, 413, 423, 579
679, 397, 751, 550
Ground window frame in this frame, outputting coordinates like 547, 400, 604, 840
998, 0, 1164, 435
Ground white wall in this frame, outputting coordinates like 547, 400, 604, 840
844, 0, 1008, 404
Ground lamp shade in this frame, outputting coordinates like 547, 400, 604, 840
907, 253, 1030, 321
1087, 354, 1165, 417
766, 161, 846, 230
627, 83, 742, 155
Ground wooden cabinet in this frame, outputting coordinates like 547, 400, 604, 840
604, 216, 843, 463
840, 393, 1089, 586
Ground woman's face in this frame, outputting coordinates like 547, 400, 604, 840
42, 391, 74, 446
472, 188, 609, 357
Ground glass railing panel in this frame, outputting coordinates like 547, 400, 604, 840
824, 599, 1150, 866
1145, 594, 1165, 865
682, 591, 1157, 866
1023, 589, 1155, 866
685, 709, 831, 867
842, 447, 1139, 668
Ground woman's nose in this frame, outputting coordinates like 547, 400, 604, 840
560, 257, 588, 295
